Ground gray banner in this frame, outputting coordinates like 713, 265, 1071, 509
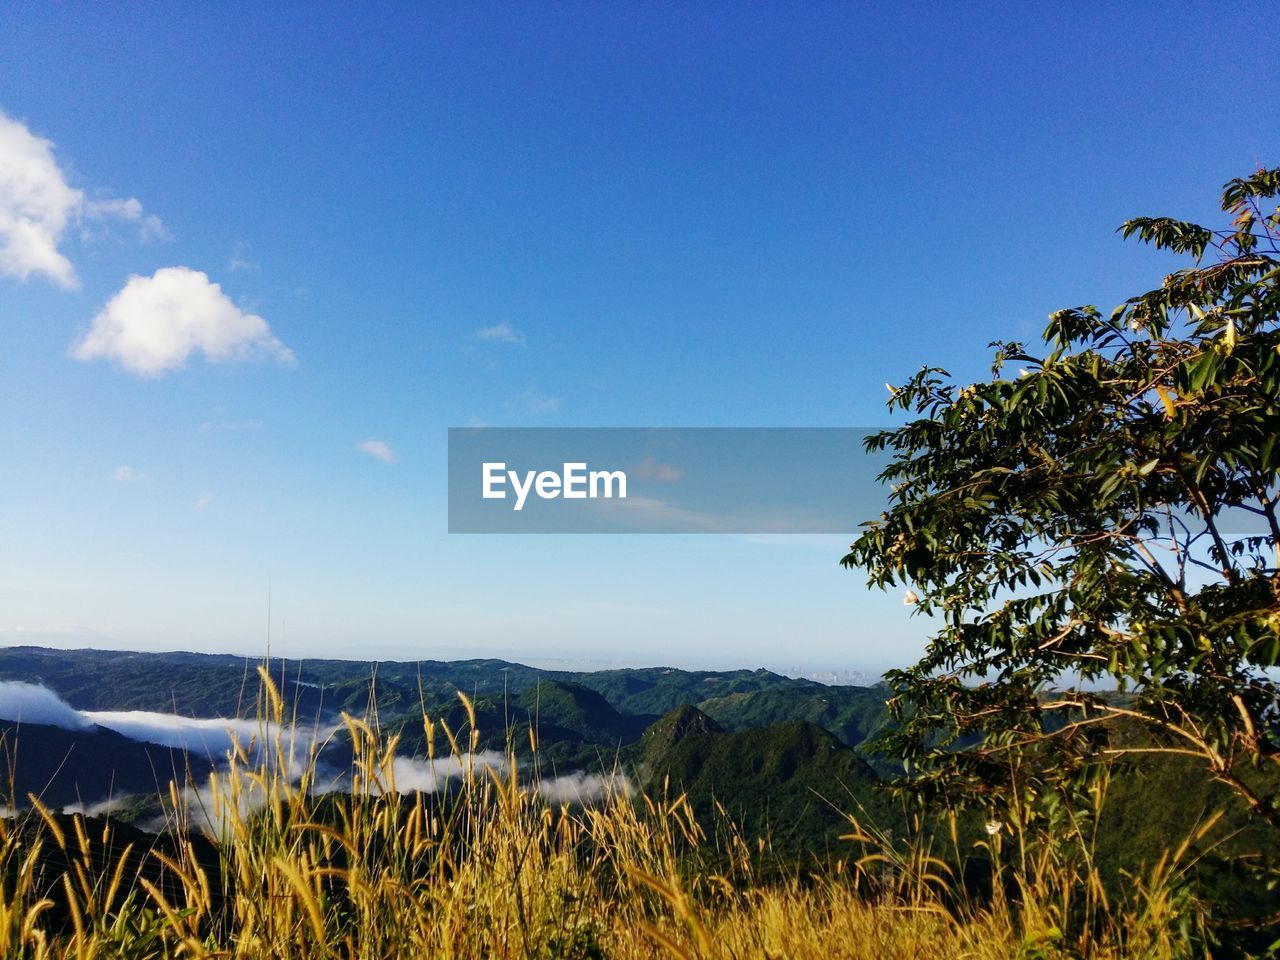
448, 427, 890, 534
447, 427, 1271, 536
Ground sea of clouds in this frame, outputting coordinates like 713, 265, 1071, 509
0, 679, 330, 777
0, 681, 630, 825
0, 681, 96, 730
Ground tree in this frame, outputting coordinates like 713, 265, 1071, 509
843, 169, 1280, 840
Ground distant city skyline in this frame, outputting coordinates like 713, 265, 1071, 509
1, 4, 1275, 672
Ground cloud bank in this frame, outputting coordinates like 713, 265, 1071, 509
0, 683, 329, 774
537, 770, 632, 804
0, 681, 96, 730
2, 684, 629, 828
318, 754, 628, 804
387, 753, 506, 793
83, 708, 330, 769
71, 267, 294, 376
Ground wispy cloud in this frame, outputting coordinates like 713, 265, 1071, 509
81, 195, 168, 242
0, 110, 163, 289
71, 267, 295, 377
475, 322, 524, 344
112, 464, 144, 483
356, 438, 398, 464
228, 243, 259, 272
194, 493, 215, 510
512, 386, 560, 416
633, 455, 685, 483
589, 494, 726, 531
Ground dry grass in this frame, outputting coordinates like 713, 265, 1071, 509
0, 670, 1220, 959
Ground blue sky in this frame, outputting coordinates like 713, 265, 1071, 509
0, 4, 1275, 673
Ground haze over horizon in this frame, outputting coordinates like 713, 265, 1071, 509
2, 5, 1275, 672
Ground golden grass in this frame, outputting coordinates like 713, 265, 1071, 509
0, 669, 1219, 959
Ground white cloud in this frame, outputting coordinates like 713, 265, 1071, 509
71, 267, 294, 376
0, 681, 95, 730
194, 493, 215, 510
112, 464, 144, 483
476, 323, 524, 344
384, 753, 506, 793
537, 770, 632, 804
2, 682, 627, 827
62, 796, 132, 818
0, 112, 82, 287
356, 438, 397, 464
83, 707, 332, 773
330, 754, 624, 804
0, 110, 163, 288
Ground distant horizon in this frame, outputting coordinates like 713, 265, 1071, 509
0, 639, 892, 685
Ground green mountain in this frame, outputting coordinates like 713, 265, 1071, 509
635, 707, 900, 862
559, 666, 830, 716
695, 684, 893, 760
636, 703, 724, 757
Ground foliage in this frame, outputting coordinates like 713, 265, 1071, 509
842, 169, 1280, 847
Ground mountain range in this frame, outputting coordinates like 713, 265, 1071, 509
1, 643, 1274, 900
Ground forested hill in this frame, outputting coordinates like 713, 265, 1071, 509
0, 645, 897, 851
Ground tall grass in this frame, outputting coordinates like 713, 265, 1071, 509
0, 669, 1223, 958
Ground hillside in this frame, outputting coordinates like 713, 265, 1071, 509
0, 720, 216, 810
635, 707, 900, 861
392, 678, 656, 771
